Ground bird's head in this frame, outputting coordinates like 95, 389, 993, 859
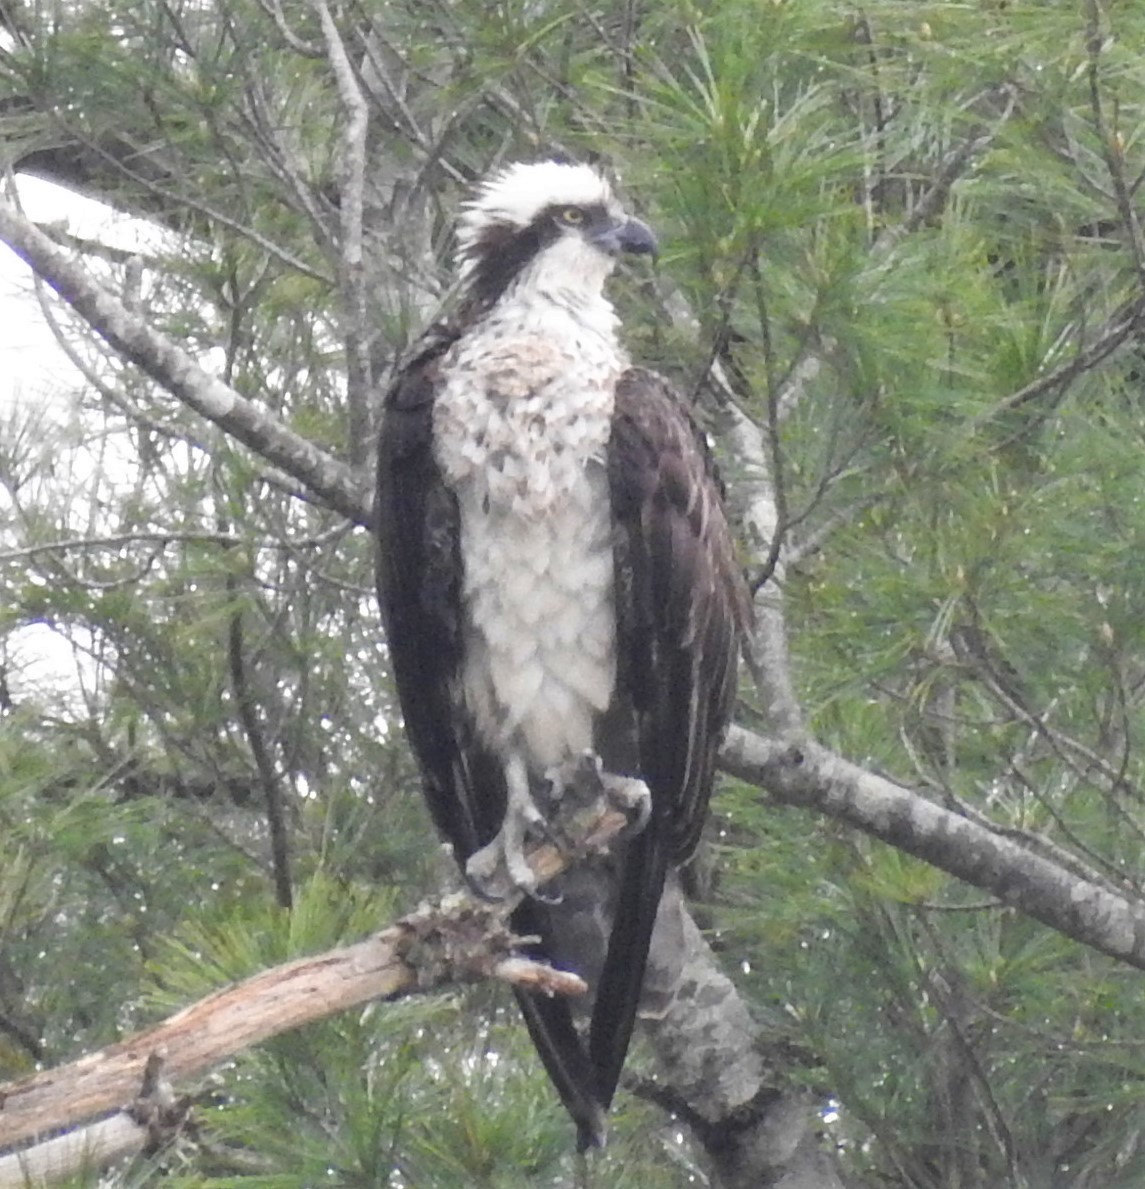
454, 160, 656, 314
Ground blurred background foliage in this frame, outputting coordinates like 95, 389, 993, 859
5, 0, 1145, 1183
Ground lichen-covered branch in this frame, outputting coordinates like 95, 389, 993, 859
722, 727, 1145, 971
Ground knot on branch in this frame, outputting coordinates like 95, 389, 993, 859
395, 896, 522, 988
126, 1049, 190, 1157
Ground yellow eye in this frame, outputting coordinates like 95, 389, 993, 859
559, 206, 585, 225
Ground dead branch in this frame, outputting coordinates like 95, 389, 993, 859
0, 790, 638, 1182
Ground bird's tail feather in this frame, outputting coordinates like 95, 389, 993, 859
587, 825, 670, 1111
512, 901, 608, 1150
511, 793, 672, 1144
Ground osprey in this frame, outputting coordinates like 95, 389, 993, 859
375, 160, 748, 1147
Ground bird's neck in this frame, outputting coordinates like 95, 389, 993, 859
461, 241, 621, 345
501, 283, 618, 345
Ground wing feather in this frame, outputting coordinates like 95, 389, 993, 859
610, 366, 749, 857
589, 366, 749, 1107
375, 330, 503, 858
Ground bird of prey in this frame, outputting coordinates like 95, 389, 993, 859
375, 159, 748, 1147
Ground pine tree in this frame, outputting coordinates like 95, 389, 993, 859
5, 0, 1145, 1183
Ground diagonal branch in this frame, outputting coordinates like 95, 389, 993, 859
0, 898, 586, 1180
722, 726, 1145, 971
969, 294, 1145, 433
0, 783, 645, 1159
0, 199, 371, 526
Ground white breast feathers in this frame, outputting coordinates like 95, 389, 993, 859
433, 295, 626, 772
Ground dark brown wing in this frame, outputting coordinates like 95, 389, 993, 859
374, 327, 502, 858
589, 365, 749, 1106
374, 331, 606, 1148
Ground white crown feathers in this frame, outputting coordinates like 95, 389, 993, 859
455, 161, 617, 266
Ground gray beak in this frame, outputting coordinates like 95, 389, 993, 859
592, 217, 659, 258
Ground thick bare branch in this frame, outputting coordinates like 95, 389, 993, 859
642, 904, 845, 1189
0, 904, 585, 1184
0, 781, 646, 1162
0, 749, 845, 1187
0, 1113, 157, 1188
722, 726, 1145, 971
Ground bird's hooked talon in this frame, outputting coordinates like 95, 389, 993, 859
466, 832, 534, 900
464, 831, 566, 904
606, 775, 652, 838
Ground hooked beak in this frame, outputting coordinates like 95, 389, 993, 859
591, 217, 659, 259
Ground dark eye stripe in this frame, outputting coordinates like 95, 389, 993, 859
538, 201, 609, 227
458, 201, 613, 315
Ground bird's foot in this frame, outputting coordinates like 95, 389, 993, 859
463, 751, 653, 901
601, 772, 652, 839
543, 750, 652, 851
465, 815, 546, 901
465, 753, 555, 901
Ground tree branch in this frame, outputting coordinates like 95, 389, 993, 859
312, 0, 373, 466
872, 84, 1017, 255
0, 199, 370, 526
1085, 0, 1145, 296
722, 726, 1145, 971
0, 900, 584, 1183
226, 566, 295, 909
968, 293, 1145, 434
0, 784, 645, 1168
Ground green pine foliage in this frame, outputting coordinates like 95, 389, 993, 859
7, 0, 1145, 1183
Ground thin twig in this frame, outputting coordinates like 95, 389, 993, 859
312, 0, 373, 464
226, 563, 294, 909
253, 0, 322, 57
873, 84, 1017, 256
968, 295, 1145, 435
1085, 0, 1145, 295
